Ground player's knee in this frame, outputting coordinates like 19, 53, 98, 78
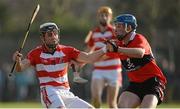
118, 103, 130, 108
118, 98, 130, 108
118, 98, 140, 108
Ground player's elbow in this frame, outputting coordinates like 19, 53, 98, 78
137, 54, 144, 58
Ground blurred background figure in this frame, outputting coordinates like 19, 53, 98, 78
84, 6, 122, 108
0, 63, 6, 101
15, 67, 37, 101
158, 56, 175, 103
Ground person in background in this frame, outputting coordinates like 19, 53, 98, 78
85, 6, 122, 108
0, 67, 5, 101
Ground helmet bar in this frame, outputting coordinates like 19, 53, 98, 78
114, 14, 137, 29
40, 22, 59, 33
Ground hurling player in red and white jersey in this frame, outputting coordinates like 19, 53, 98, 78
105, 14, 167, 108
85, 6, 122, 108
12, 22, 108, 108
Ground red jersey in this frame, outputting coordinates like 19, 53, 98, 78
27, 44, 80, 89
108, 32, 167, 84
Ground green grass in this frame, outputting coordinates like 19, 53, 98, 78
0, 102, 180, 108
157, 102, 180, 108
0, 102, 42, 108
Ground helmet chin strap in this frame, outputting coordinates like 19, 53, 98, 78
117, 23, 133, 40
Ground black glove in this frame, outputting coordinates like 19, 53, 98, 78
105, 40, 118, 52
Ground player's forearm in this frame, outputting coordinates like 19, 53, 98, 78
88, 49, 105, 63
15, 59, 30, 72
77, 48, 106, 63
15, 61, 23, 72
117, 47, 145, 58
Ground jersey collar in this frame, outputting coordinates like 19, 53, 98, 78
129, 31, 136, 41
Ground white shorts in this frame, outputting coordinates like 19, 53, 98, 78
40, 86, 93, 108
92, 69, 122, 87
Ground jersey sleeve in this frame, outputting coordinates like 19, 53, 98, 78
129, 34, 151, 55
129, 34, 147, 49
84, 30, 94, 48
67, 46, 81, 60
87, 37, 94, 48
27, 50, 36, 66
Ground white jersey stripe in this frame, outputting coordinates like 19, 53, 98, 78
94, 42, 106, 48
36, 63, 68, 72
40, 51, 65, 59
94, 59, 121, 67
92, 31, 112, 38
39, 74, 68, 84
93, 68, 122, 73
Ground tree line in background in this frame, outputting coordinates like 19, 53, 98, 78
0, 0, 179, 73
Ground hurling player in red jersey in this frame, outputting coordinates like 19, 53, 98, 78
12, 22, 108, 108
85, 6, 122, 108
105, 14, 167, 108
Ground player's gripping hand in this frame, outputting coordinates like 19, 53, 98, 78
12, 51, 23, 62
105, 40, 118, 52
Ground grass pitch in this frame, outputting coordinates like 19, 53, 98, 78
0, 102, 180, 108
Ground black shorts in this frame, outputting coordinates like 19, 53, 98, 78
124, 77, 165, 105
